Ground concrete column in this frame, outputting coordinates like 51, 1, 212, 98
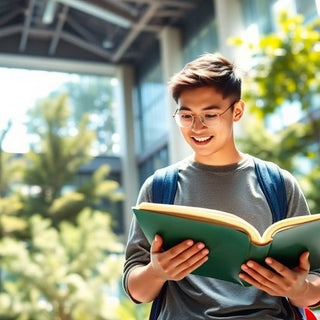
213, 0, 249, 69
116, 65, 139, 238
213, 0, 249, 137
159, 26, 192, 164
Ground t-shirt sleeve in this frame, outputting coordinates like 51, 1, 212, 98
122, 175, 153, 301
281, 169, 320, 283
281, 168, 310, 218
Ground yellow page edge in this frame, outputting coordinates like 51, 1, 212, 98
136, 202, 263, 245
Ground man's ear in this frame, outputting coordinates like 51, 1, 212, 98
233, 100, 245, 122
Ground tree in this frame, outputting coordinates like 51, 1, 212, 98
20, 94, 121, 227
0, 92, 128, 319
49, 76, 117, 155
0, 122, 27, 293
230, 11, 320, 212
114, 298, 151, 320
0, 121, 27, 238
0, 210, 124, 320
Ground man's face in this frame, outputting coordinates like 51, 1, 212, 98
177, 86, 243, 165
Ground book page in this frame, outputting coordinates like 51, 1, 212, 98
262, 213, 320, 243
137, 202, 263, 244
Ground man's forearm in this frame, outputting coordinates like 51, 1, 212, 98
127, 263, 166, 303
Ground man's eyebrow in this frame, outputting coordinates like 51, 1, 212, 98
178, 105, 221, 111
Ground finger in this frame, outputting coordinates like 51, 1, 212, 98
175, 254, 209, 280
175, 244, 209, 269
241, 261, 276, 283
151, 234, 164, 254
174, 242, 206, 260
167, 240, 200, 259
240, 261, 281, 291
239, 267, 279, 295
298, 251, 310, 272
165, 243, 209, 277
239, 270, 266, 288
171, 245, 209, 279
264, 255, 309, 284
265, 257, 291, 278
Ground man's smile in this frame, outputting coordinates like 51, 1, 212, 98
192, 136, 213, 144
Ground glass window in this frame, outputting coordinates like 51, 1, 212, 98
183, 19, 218, 63
242, 0, 276, 34
295, 0, 318, 22
138, 146, 169, 186
135, 60, 167, 152
181, 0, 217, 63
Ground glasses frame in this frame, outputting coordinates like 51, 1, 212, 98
173, 100, 238, 128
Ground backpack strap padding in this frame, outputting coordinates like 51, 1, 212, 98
253, 157, 288, 223
152, 165, 179, 204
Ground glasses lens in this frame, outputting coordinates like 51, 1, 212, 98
174, 112, 221, 127
201, 113, 219, 127
175, 112, 193, 127
174, 110, 224, 127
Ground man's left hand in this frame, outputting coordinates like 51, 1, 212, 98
239, 251, 310, 301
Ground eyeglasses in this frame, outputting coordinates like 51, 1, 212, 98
173, 100, 238, 128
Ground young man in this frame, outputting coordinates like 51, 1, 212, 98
123, 53, 320, 319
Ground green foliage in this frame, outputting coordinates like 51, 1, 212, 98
0, 124, 27, 237
49, 76, 117, 154
0, 210, 124, 320
230, 12, 320, 115
300, 167, 320, 211
0, 197, 27, 237
24, 94, 94, 202
77, 165, 123, 203
47, 165, 123, 225
0, 121, 26, 199
236, 117, 293, 168
113, 298, 151, 320
19, 94, 122, 226
0, 153, 25, 198
231, 11, 320, 212
0, 91, 131, 319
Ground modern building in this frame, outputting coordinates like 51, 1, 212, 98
0, 0, 318, 237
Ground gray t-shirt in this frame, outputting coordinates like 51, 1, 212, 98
123, 155, 312, 319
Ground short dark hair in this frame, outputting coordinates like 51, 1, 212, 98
169, 53, 242, 103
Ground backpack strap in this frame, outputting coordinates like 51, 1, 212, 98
152, 165, 179, 204
149, 165, 179, 320
253, 157, 288, 222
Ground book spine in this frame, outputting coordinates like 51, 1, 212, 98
247, 243, 272, 266
236, 243, 271, 286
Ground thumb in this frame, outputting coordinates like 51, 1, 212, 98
299, 251, 310, 272
151, 234, 163, 254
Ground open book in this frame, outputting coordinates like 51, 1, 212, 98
133, 202, 320, 285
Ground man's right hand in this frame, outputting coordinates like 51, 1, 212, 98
127, 235, 209, 303
150, 234, 209, 281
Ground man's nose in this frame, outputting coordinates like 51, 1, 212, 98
192, 115, 206, 131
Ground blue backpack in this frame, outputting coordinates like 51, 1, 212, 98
149, 157, 308, 320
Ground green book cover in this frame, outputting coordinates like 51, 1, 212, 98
133, 202, 320, 286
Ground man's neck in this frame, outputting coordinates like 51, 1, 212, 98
193, 150, 244, 166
